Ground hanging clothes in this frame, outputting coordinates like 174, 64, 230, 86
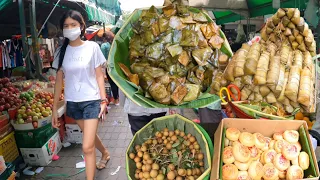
11, 39, 23, 67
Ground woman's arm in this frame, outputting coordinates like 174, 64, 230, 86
96, 66, 106, 100
52, 69, 63, 128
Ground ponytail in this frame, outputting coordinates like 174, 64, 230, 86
57, 38, 69, 70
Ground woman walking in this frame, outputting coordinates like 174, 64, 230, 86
52, 10, 110, 179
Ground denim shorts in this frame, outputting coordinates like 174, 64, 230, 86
66, 100, 101, 120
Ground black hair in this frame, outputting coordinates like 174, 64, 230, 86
57, 10, 86, 70
102, 31, 114, 43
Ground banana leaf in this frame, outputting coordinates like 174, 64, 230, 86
108, 6, 232, 108
126, 114, 212, 180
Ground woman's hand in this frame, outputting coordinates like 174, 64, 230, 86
98, 103, 107, 122
51, 111, 60, 128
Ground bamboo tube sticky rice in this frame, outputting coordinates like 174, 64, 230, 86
233, 44, 250, 77
290, 101, 301, 109
285, 66, 301, 102
254, 92, 263, 102
280, 45, 291, 64
291, 9, 301, 25
298, 67, 312, 107
241, 75, 253, 85
254, 51, 270, 85
278, 71, 290, 102
224, 53, 237, 81
274, 64, 286, 96
305, 29, 314, 47
244, 43, 261, 75
286, 51, 293, 70
241, 85, 252, 100
267, 56, 280, 85
260, 86, 271, 97
286, 8, 295, 19
283, 16, 291, 27
293, 50, 303, 69
267, 43, 278, 57
266, 92, 277, 104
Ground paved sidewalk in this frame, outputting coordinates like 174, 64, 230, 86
18, 105, 198, 180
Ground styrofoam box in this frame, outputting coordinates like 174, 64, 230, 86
20, 132, 62, 166
65, 124, 83, 144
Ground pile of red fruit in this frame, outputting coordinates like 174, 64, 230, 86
0, 78, 21, 111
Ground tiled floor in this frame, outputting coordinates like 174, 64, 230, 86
18, 105, 198, 180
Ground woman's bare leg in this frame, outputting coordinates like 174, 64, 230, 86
76, 119, 98, 180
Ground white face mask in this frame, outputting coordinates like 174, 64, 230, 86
63, 27, 81, 41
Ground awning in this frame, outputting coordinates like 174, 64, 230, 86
68, 0, 121, 24
85, 4, 115, 24
0, 0, 12, 12
190, 0, 309, 24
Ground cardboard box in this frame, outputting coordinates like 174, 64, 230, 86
211, 119, 320, 180
65, 124, 83, 144
20, 132, 62, 166
0, 132, 19, 163
11, 101, 65, 130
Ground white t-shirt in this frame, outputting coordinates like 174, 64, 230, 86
53, 41, 106, 102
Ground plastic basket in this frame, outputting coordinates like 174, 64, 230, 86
14, 123, 57, 148
126, 114, 212, 180
0, 132, 19, 163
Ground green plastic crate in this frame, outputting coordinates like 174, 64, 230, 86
14, 123, 57, 148
126, 114, 212, 180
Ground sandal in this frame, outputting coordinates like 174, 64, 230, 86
96, 156, 110, 170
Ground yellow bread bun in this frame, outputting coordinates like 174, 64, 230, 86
273, 132, 284, 140
269, 140, 276, 150
260, 151, 266, 164
278, 170, 286, 179
237, 171, 249, 180
263, 149, 277, 164
253, 133, 266, 149
286, 165, 304, 180
282, 144, 299, 160
263, 163, 279, 180
274, 139, 289, 153
222, 164, 239, 180
224, 138, 230, 147
298, 151, 310, 170
235, 160, 252, 171
291, 157, 299, 165
223, 146, 235, 164
249, 146, 260, 161
262, 137, 272, 151
273, 154, 290, 171
292, 141, 302, 152
232, 141, 241, 147
239, 132, 255, 147
226, 128, 241, 141
283, 130, 299, 143
248, 161, 264, 180
233, 143, 251, 163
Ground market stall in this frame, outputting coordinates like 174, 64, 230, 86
106, 3, 320, 179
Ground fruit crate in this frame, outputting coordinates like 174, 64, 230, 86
126, 114, 212, 180
0, 132, 19, 163
14, 123, 57, 148
0, 123, 13, 139
0, 163, 15, 180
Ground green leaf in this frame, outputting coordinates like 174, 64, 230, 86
162, 167, 166, 175
172, 141, 180, 148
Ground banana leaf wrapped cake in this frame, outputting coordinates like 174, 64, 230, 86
118, 5, 232, 106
